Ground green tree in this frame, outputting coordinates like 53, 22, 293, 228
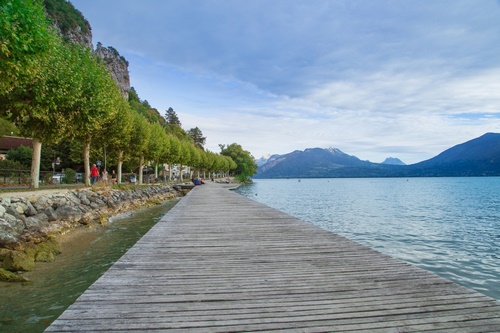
68, 45, 123, 186
176, 140, 192, 181
93, 96, 134, 184
164, 135, 180, 181
0, 30, 89, 188
188, 127, 206, 149
129, 113, 151, 184
104, 104, 134, 184
165, 107, 181, 126
220, 143, 257, 181
147, 122, 169, 181
188, 144, 202, 178
6, 145, 32, 168
0, 0, 56, 95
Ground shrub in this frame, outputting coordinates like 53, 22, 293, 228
62, 168, 76, 184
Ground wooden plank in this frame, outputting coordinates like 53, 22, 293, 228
46, 182, 500, 332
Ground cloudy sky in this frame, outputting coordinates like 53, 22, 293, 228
71, 0, 500, 164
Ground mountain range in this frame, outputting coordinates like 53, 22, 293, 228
255, 133, 500, 178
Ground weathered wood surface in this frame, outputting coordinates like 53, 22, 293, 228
47, 182, 500, 332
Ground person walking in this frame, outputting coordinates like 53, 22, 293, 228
90, 164, 99, 185
102, 169, 108, 184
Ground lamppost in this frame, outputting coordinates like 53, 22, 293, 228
53, 156, 60, 176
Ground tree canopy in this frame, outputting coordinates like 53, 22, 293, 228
220, 143, 257, 181
0, 0, 57, 95
0, 0, 253, 186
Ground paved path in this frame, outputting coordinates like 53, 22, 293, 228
46, 182, 500, 332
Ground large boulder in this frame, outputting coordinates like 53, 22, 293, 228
24, 213, 49, 230
0, 216, 24, 246
34, 196, 54, 212
55, 205, 83, 223
0, 267, 28, 282
0, 247, 11, 260
44, 207, 59, 221
2, 250, 35, 271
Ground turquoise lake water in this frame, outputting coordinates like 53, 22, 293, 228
236, 177, 500, 300
0, 200, 178, 333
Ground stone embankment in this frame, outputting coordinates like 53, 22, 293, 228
0, 185, 182, 282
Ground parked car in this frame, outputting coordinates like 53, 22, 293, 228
75, 173, 84, 183
51, 173, 63, 183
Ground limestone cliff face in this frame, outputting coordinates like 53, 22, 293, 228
51, 19, 93, 49
95, 43, 131, 99
43, 0, 131, 99
43, 0, 93, 49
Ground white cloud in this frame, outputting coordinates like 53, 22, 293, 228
71, 0, 500, 164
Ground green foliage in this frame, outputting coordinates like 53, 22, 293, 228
0, 158, 26, 170
0, 0, 57, 95
0, 117, 18, 136
129, 112, 152, 160
62, 167, 75, 184
6, 145, 32, 167
1, 38, 91, 144
165, 135, 181, 164
220, 143, 257, 179
165, 107, 181, 126
147, 122, 169, 164
40, 140, 72, 171
128, 87, 165, 125
128, 87, 140, 103
71, 46, 123, 136
94, 97, 134, 166
0, 0, 248, 185
188, 127, 206, 149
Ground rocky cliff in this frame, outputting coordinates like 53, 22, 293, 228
43, 0, 131, 99
95, 43, 131, 99
43, 0, 92, 49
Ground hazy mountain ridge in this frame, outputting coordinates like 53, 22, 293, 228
381, 157, 406, 165
255, 133, 500, 178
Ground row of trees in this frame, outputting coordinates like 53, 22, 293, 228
0, 0, 242, 188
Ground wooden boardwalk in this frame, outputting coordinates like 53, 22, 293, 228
47, 183, 500, 332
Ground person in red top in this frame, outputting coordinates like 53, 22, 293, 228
90, 164, 99, 185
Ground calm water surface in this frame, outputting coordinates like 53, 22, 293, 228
236, 177, 500, 300
0, 199, 178, 333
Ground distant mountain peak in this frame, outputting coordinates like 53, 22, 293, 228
326, 147, 344, 154
381, 157, 406, 165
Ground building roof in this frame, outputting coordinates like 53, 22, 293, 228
0, 136, 33, 153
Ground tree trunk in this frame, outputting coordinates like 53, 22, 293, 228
84, 135, 91, 186
138, 155, 144, 185
30, 138, 42, 189
117, 150, 123, 184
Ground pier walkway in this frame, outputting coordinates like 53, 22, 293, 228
47, 183, 500, 332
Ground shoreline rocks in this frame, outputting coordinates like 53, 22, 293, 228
0, 185, 182, 280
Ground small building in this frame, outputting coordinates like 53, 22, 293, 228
0, 136, 33, 160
